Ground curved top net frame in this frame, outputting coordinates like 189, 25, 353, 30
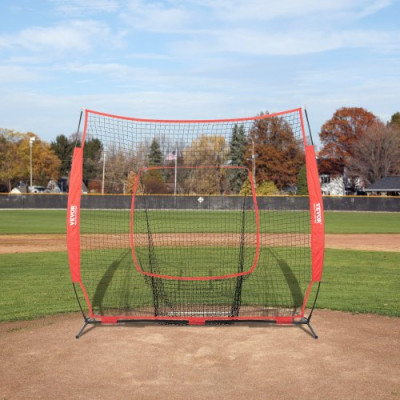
79, 107, 309, 145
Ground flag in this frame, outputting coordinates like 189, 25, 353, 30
165, 151, 177, 161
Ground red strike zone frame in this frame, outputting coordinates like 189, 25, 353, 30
130, 165, 260, 281
67, 107, 325, 325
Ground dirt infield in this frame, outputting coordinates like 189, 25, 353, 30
0, 310, 399, 400
1, 233, 400, 254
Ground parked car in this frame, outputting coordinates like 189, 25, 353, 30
28, 186, 47, 193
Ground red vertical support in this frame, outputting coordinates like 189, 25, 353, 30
67, 147, 83, 282
305, 145, 325, 282
299, 109, 325, 283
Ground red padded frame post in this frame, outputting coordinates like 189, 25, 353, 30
299, 110, 325, 283
67, 110, 88, 283
305, 146, 325, 282
67, 147, 83, 283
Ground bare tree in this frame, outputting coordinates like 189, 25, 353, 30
347, 122, 400, 186
103, 145, 138, 194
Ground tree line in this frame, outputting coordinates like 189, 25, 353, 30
319, 108, 400, 188
1, 107, 399, 194
91, 114, 304, 195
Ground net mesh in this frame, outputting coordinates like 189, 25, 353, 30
78, 109, 312, 319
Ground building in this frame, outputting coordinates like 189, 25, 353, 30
364, 176, 400, 196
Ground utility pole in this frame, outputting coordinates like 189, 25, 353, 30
29, 137, 36, 189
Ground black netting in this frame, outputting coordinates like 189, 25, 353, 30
77, 109, 312, 320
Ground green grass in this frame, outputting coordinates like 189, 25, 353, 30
0, 248, 399, 322
1, 209, 400, 234
0, 208, 399, 322
0, 251, 76, 321
324, 211, 400, 234
312, 249, 400, 316
0, 210, 67, 234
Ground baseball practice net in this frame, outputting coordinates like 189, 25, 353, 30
67, 108, 324, 338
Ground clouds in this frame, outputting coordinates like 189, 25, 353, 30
0, 20, 121, 54
115, 0, 400, 59
2, 1, 398, 58
121, 1, 191, 33
0, 0, 399, 144
50, 0, 120, 15
168, 28, 400, 59
202, 0, 393, 21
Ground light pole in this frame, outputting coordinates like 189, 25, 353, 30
101, 150, 106, 194
29, 137, 36, 189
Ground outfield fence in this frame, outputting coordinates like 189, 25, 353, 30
0, 193, 399, 212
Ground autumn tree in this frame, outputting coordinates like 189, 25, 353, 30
124, 171, 137, 194
183, 134, 229, 166
18, 134, 62, 185
183, 135, 229, 194
0, 130, 61, 189
318, 107, 377, 175
229, 124, 248, 193
245, 113, 304, 190
239, 179, 279, 195
347, 122, 400, 186
0, 130, 24, 191
142, 169, 166, 194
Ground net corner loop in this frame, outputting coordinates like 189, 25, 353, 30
188, 317, 206, 326
101, 316, 118, 325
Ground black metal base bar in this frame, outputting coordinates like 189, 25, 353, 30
74, 317, 318, 339
293, 317, 318, 339
75, 318, 99, 339
306, 320, 318, 339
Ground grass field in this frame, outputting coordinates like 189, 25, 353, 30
0, 209, 399, 322
0, 248, 399, 322
1, 209, 400, 234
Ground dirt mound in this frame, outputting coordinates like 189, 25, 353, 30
0, 310, 399, 400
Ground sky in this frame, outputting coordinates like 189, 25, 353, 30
0, 0, 399, 148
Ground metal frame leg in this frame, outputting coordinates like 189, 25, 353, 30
75, 318, 98, 339
306, 319, 318, 339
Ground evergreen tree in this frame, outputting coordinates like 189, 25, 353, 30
389, 112, 400, 131
50, 134, 74, 176
83, 138, 103, 185
229, 124, 247, 193
296, 164, 308, 195
149, 138, 163, 166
